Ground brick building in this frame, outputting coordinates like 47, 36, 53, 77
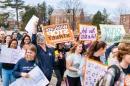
120, 14, 130, 32
50, 9, 91, 31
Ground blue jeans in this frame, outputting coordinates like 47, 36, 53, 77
2, 69, 15, 86
0, 63, 2, 78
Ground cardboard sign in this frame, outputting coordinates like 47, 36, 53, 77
84, 59, 108, 86
79, 24, 97, 41
42, 23, 74, 45
100, 24, 126, 44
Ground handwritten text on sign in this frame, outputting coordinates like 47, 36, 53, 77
85, 59, 108, 86
79, 24, 97, 41
100, 24, 126, 44
43, 24, 74, 44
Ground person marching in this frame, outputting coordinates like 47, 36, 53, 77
99, 43, 130, 86
66, 41, 83, 86
54, 43, 67, 86
32, 32, 55, 83
13, 44, 37, 78
2, 39, 18, 86
20, 35, 31, 50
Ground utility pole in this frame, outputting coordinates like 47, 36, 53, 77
16, 0, 19, 28
72, 8, 75, 31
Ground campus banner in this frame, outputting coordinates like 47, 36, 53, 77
84, 59, 108, 86
10, 66, 49, 86
0, 45, 25, 64
42, 23, 74, 45
25, 15, 39, 36
79, 24, 97, 41
100, 24, 126, 44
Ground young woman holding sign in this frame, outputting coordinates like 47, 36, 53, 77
0, 31, 6, 81
13, 44, 37, 79
87, 41, 107, 62
0, 35, 12, 79
80, 41, 107, 85
2, 39, 18, 86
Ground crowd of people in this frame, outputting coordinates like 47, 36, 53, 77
0, 29, 130, 86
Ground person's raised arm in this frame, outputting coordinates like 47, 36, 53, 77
32, 31, 37, 45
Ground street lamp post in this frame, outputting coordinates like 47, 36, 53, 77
72, 8, 75, 31
67, 9, 75, 31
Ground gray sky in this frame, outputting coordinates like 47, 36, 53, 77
1, 0, 130, 20
23, 0, 130, 16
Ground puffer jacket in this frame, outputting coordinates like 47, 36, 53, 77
103, 65, 125, 86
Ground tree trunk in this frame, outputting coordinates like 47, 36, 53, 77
72, 8, 75, 31
16, 0, 19, 29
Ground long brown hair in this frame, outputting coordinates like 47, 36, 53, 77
87, 41, 106, 59
4, 35, 12, 43
70, 41, 83, 53
20, 35, 31, 48
8, 39, 18, 49
117, 43, 130, 62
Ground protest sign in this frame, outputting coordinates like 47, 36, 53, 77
0, 45, 25, 64
84, 58, 108, 86
100, 24, 126, 44
10, 66, 49, 86
79, 24, 97, 41
42, 23, 74, 45
25, 15, 39, 36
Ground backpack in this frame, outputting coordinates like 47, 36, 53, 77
96, 65, 121, 86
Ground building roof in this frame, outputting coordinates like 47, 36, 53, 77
120, 14, 130, 16
51, 9, 83, 17
51, 9, 67, 16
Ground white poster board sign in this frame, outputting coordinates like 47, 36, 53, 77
84, 59, 108, 86
100, 24, 126, 44
25, 15, 39, 36
10, 66, 49, 86
79, 24, 97, 41
0, 45, 25, 64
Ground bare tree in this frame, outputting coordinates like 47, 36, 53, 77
58, 0, 81, 31
113, 3, 130, 24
